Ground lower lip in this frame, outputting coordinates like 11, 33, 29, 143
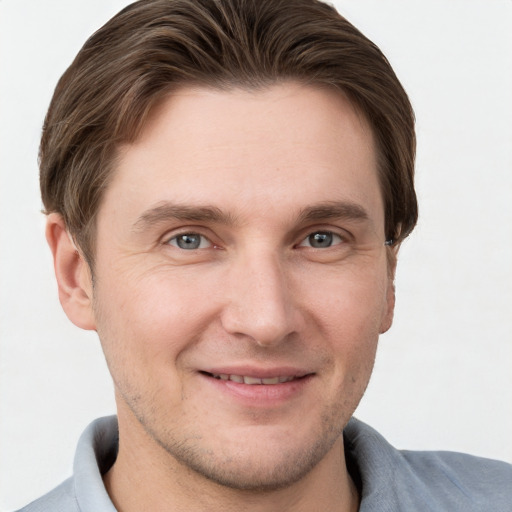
200, 373, 314, 406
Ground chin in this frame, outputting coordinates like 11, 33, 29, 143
168, 439, 336, 491
148, 415, 346, 492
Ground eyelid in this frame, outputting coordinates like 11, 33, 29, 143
167, 233, 213, 250
295, 225, 353, 246
162, 227, 216, 248
297, 231, 344, 248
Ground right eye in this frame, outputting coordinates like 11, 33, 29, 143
166, 233, 212, 250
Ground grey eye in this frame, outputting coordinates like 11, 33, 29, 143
299, 231, 342, 248
168, 233, 211, 250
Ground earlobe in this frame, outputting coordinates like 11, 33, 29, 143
45, 213, 96, 330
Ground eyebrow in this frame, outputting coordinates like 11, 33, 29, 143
132, 199, 369, 233
132, 202, 237, 232
297, 201, 369, 224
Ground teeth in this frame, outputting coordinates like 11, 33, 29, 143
212, 374, 229, 380
244, 376, 262, 385
210, 373, 297, 385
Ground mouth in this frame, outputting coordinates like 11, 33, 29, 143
200, 371, 311, 385
198, 369, 314, 404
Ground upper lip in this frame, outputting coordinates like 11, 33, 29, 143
200, 366, 313, 379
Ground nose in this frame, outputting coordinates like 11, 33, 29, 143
220, 251, 301, 347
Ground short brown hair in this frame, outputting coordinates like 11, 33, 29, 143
40, 0, 417, 266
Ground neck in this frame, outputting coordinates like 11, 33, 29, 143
104, 413, 359, 512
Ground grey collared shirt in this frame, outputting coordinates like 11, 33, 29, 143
18, 416, 512, 511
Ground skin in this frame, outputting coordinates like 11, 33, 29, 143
47, 83, 395, 512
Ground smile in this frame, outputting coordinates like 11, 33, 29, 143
199, 370, 314, 404
208, 373, 296, 385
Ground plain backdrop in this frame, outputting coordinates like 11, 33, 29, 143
1, 0, 511, 510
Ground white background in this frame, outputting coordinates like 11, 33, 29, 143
1, 0, 511, 510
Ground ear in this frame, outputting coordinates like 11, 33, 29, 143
379, 247, 397, 334
45, 213, 96, 330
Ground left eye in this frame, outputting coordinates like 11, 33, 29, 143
167, 233, 212, 250
298, 231, 343, 249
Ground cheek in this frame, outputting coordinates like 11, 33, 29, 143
98, 263, 210, 324
303, 262, 387, 392
92, 266, 222, 371
305, 262, 390, 335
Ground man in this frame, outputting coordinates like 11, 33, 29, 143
17, 0, 512, 510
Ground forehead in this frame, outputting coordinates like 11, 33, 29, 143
104, 82, 383, 230
132, 83, 374, 166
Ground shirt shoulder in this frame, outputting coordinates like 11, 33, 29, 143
15, 416, 118, 512
401, 449, 512, 510
344, 418, 512, 512
15, 478, 79, 512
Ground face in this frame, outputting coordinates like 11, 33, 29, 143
88, 83, 394, 490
